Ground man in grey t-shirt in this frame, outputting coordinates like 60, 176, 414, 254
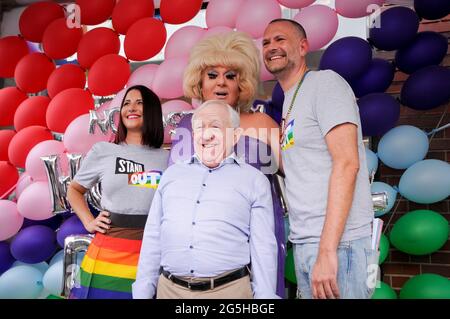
262, 19, 377, 299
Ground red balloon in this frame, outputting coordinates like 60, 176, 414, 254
14, 96, 51, 131
0, 161, 19, 198
112, 0, 155, 35
125, 18, 167, 61
14, 53, 55, 94
42, 18, 83, 60
0, 87, 28, 126
0, 130, 16, 161
88, 54, 130, 96
46, 88, 94, 133
77, 27, 120, 70
0, 36, 29, 78
8, 126, 53, 169
19, 2, 65, 43
76, 0, 116, 25
47, 64, 86, 98
160, 0, 203, 24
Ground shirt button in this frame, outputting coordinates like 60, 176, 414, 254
190, 270, 194, 273
189, 245, 193, 249
202, 183, 206, 187
192, 222, 196, 225
209, 170, 212, 173
196, 200, 200, 204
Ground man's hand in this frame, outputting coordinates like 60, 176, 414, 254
311, 250, 340, 299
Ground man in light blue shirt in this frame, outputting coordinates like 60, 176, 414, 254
133, 100, 278, 299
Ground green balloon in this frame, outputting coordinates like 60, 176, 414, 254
379, 234, 390, 264
46, 294, 64, 299
400, 274, 450, 299
285, 248, 297, 284
372, 281, 397, 299
390, 210, 449, 255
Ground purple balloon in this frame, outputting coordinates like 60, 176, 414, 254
271, 82, 284, 110
351, 58, 394, 98
395, 32, 448, 74
401, 65, 450, 110
358, 93, 400, 136
56, 215, 89, 247
10, 225, 57, 264
21, 214, 63, 231
369, 7, 419, 51
319, 36, 372, 82
414, 0, 450, 20
0, 241, 15, 275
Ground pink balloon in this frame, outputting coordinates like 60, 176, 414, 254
16, 172, 33, 199
0, 200, 24, 241
152, 56, 189, 99
165, 26, 205, 59
202, 26, 234, 40
236, 0, 281, 38
206, 0, 244, 28
17, 181, 53, 220
109, 88, 127, 110
162, 100, 193, 144
294, 5, 339, 51
127, 63, 159, 89
254, 38, 275, 81
277, 0, 315, 9
191, 98, 202, 109
25, 140, 66, 181
64, 114, 112, 155
335, 0, 384, 18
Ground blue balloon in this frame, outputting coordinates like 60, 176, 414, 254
358, 93, 400, 136
12, 261, 49, 275
0, 265, 43, 299
395, 32, 448, 74
399, 159, 450, 204
49, 249, 64, 266
371, 182, 398, 217
378, 125, 429, 170
351, 58, 395, 98
43, 260, 63, 297
0, 242, 15, 275
11, 225, 57, 264
414, 0, 450, 20
56, 215, 89, 248
365, 148, 379, 176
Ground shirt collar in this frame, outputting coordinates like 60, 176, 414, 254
188, 152, 243, 169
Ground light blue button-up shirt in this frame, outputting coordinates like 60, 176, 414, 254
133, 153, 278, 299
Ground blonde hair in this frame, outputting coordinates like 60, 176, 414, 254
183, 31, 260, 113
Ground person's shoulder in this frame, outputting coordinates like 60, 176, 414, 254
315, 69, 349, 86
88, 141, 116, 155
241, 112, 279, 130
239, 161, 269, 182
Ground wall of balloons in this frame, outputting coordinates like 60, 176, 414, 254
0, 0, 450, 299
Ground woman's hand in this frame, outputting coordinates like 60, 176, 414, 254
84, 211, 111, 234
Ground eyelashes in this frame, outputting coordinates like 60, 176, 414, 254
206, 71, 237, 80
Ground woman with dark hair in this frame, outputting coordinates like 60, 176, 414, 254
67, 85, 168, 299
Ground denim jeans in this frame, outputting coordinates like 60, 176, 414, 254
293, 236, 379, 299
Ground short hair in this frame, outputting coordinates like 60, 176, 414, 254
269, 18, 307, 39
183, 31, 260, 113
114, 85, 164, 148
192, 100, 240, 129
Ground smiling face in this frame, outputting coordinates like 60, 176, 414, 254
201, 66, 240, 108
120, 89, 144, 132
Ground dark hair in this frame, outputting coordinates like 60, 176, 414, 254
269, 18, 307, 39
114, 85, 164, 148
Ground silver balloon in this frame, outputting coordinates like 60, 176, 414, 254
87, 183, 103, 212
372, 192, 388, 214
273, 174, 289, 217
89, 108, 120, 135
42, 155, 69, 214
164, 111, 193, 136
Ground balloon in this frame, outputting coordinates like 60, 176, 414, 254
350, 58, 394, 98
399, 160, 450, 204
0, 200, 23, 241
152, 56, 189, 99
365, 148, 378, 176
49, 250, 64, 266
236, 0, 282, 39
76, 0, 116, 25
357, 93, 400, 137
127, 63, 159, 89
12, 261, 49, 276
0, 161, 18, 199
202, 26, 234, 40
0, 242, 15, 275
285, 248, 297, 284
21, 214, 63, 232
47, 64, 86, 99
335, 0, 384, 18
377, 125, 429, 170
372, 281, 397, 299
77, 27, 120, 70
378, 234, 389, 264
25, 140, 66, 181
162, 100, 194, 143
14, 96, 50, 132
368, 7, 419, 51
88, 54, 130, 96
0, 86, 27, 126
11, 225, 57, 264
401, 65, 450, 110
42, 18, 83, 60
17, 182, 53, 221
254, 37, 276, 82
206, 0, 244, 28
14, 53, 56, 94
390, 210, 449, 255
293, 5, 339, 51
19, 2, 65, 43
124, 18, 166, 61
319, 37, 372, 82
15, 173, 33, 199
7, 125, 53, 169
371, 182, 397, 217
0, 265, 43, 299
111, 0, 155, 35
414, 0, 450, 20
277, 0, 315, 9
165, 26, 205, 59
0, 36, 29, 78
271, 82, 284, 111
56, 215, 89, 248
160, 0, 203, 24
400, 274, 450, 299
42, 260, 63, 297
0, 130, 16, 161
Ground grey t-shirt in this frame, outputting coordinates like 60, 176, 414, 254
281, 70, 372, 244
74, 142, 169, 215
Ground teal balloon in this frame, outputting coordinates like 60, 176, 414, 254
49, 250, 64, 266
372, 281, 397, 299
371, 182, 397, 217
400, 274, 450, 299
390, 210, 449, 255
43, 260, 63, 297
285, 248, 297, 284
378, 125, 429, 169
0, 265, 43, 299
378, 234, 390, 264
12, 261, 49, 275
365, 148, 379, 176
399, 159, 450, 204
